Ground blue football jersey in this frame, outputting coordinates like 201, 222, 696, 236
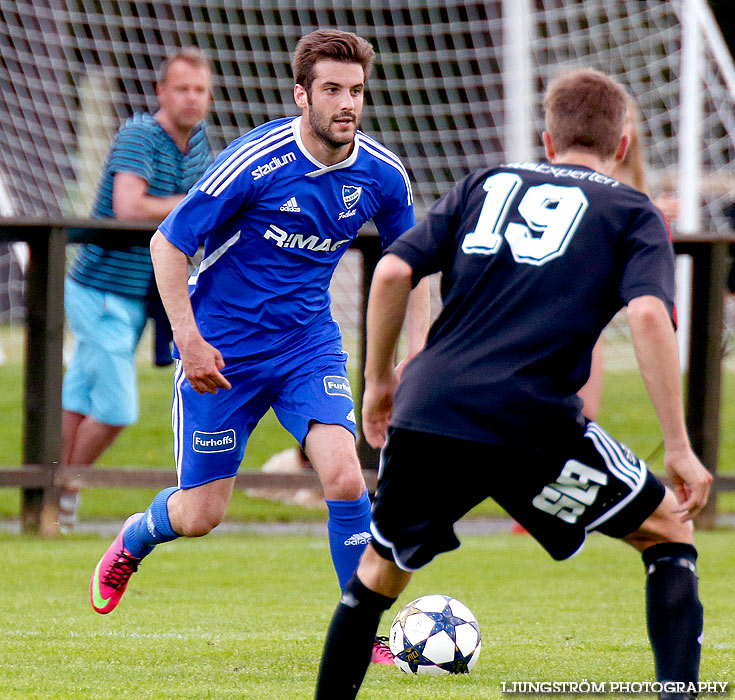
159, 116, 415, 359
387, 161, 675, 448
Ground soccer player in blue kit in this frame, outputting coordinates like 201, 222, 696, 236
314, 69, 712, 699
89, 29, 429, 665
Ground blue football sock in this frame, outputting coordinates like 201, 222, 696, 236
326, 489, 372, 590
123, 486, 181, 559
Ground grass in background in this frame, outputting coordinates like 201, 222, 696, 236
1, 529, 732, 700
0, 321, 734, 522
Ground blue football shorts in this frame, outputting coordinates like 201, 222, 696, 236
172, 342, 357, 489
62, 277, 147, 426
371, 420, 666, 570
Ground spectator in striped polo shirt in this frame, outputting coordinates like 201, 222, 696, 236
60, 47, 214, 531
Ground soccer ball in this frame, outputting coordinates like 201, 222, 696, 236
388, 594, 481, 675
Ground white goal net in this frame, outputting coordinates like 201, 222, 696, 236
1, 0, 734, 361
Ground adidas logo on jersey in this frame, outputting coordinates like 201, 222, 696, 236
346, 409, 356, 423
280, 197, 301, 212
344, 531, 372, 546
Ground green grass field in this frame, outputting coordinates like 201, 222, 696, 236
1, 530, 733, 699
0, 326, 733, 698
0, 320, 734, 520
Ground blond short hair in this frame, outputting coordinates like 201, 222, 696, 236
157, 47, 211, 84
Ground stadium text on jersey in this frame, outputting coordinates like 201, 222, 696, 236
251, 152, 297, 180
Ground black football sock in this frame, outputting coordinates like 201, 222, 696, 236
642, 543, 702, 694
314, 574, 396, 700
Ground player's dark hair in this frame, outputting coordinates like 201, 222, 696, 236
157, 47, 212, 84
291, 29, 375, 95
544, 69, 628, 159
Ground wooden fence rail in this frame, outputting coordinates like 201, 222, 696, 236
0, 465, 378, 492
0, 217, 733, 534
4, 465, 733, 493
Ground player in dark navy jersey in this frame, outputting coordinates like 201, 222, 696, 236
314, 69, 712, 700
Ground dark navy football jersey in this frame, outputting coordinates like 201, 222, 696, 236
387, 161, 675, 447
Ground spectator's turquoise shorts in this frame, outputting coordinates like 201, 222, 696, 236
62, 277, 147, 426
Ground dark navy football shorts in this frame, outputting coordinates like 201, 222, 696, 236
171, 343, 356, 489
370, 421, 666, 569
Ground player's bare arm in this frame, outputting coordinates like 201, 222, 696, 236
395, 277, 431, 379
627, 295, 713, 518
363, 253, 414, 447
150, 231, 231, 395
112, 172, 185, 221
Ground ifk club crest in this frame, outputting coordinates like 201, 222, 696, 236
342, 185, 362, 210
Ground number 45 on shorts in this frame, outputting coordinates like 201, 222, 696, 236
532, 460, 608, 524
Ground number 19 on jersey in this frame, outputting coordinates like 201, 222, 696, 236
462, 173, 588, 266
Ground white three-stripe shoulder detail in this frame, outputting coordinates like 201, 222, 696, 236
359, 133, 404, 168
199, 122, 292, 192
200, 123, 294, 196
359, 140, 413, 206
210, 135, 296, 197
